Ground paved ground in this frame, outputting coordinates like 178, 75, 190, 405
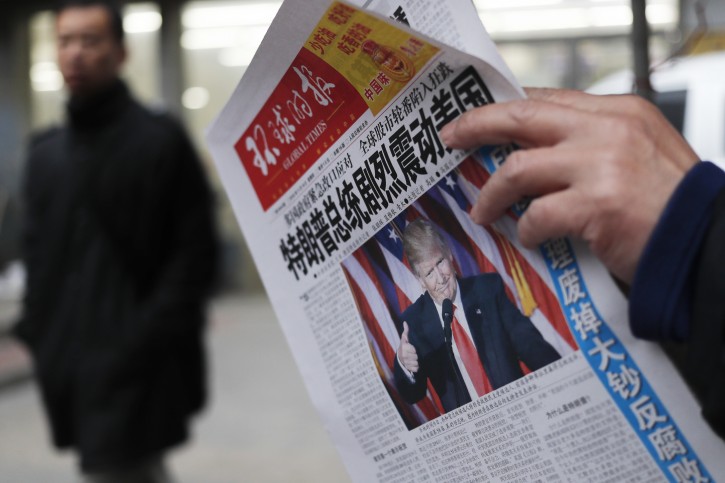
0, 294, 350, 483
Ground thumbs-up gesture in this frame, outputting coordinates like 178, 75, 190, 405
398, 322, 419, 373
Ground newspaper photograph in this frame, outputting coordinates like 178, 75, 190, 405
205, 0, 725, 481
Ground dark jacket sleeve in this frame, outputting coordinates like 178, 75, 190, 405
630, 161, 725, 341
393, 352, 429, 404
13, 128, 64, 347
683, 186, 725, 440
629, 162, 725, 440
488, 275, 560, 370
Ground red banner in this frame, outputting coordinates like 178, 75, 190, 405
234, 47, 368, 211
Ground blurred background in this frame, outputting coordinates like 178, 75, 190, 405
1, 0, 725, 481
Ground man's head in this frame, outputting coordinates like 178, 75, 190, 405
403, 219, 457, 305
55, 0, 126, 98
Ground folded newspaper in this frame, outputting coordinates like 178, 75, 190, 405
206, 0, 725, 480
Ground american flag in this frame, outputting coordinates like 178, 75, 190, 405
341, 154, 576, 429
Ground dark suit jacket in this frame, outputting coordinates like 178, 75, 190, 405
393, 273, 560, 412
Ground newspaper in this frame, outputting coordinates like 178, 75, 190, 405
205, 0, 725, 480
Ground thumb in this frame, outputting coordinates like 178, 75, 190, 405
401, 321, 409, 343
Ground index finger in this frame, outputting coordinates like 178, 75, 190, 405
439, 98, 586, 151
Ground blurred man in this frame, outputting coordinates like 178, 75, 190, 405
440, 87, 725, 439
13, 1, 219, 480
394, 218, 560, 412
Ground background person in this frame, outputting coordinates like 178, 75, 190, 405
440, 87, 725, 439
12, 0, 220, 480
394, 218, 560, 412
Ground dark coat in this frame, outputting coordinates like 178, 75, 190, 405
679, 187, 725, 439
393, 273, 560, 412
13, 80, 219, 471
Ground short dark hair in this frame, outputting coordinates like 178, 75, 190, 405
55, 0, 125, 43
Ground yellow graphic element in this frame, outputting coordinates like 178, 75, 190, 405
493, 230, 538, 317
370, 341, 386, 379
689, 31, 725, 55
305, 1, 439, 116
362, 39, 415, 83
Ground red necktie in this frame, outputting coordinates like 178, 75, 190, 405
451, 304, 492, 397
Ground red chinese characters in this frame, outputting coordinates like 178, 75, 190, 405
235, 47, 367, 210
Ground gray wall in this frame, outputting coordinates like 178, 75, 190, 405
0, 7, 32, 267
681, 0, 725, 32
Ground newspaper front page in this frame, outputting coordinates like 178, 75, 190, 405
206, 1, 725, 481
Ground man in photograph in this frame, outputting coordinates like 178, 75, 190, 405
394, 219, 560, 412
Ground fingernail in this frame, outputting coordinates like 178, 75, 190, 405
439, 120, 456, 146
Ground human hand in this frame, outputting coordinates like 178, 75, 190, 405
439, 87, 699, 283
398, 322, 419, 373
